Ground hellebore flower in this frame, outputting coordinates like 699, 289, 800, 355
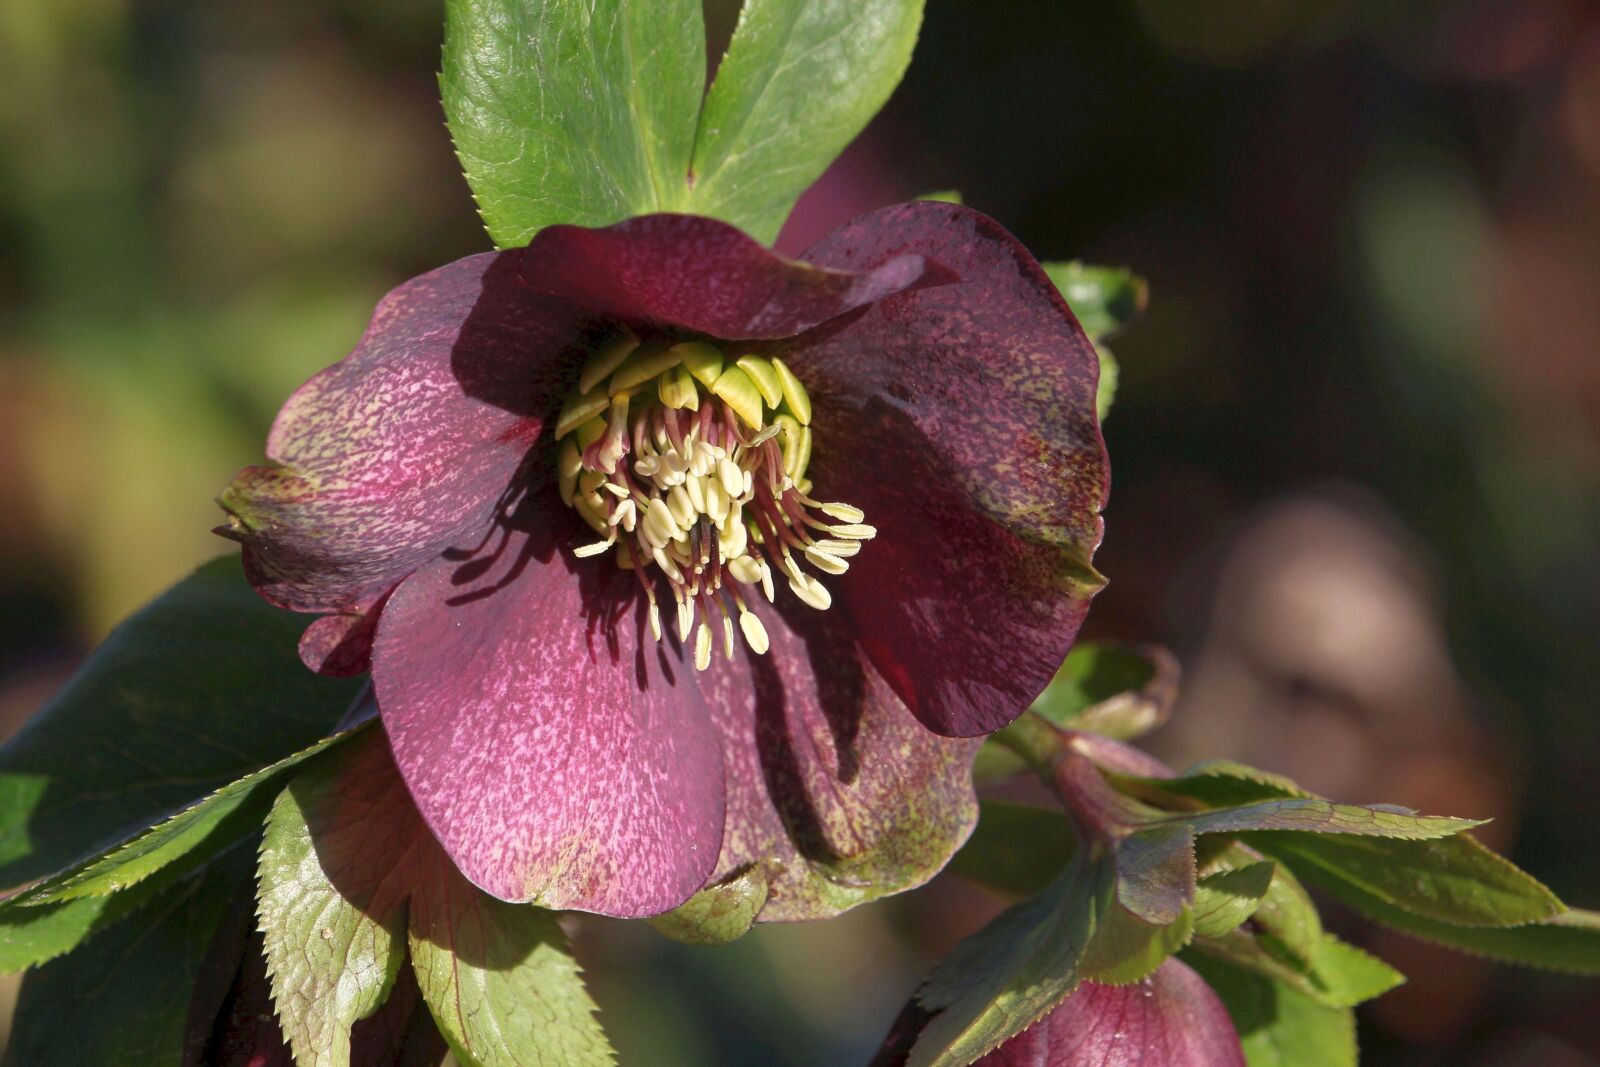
218, 202, 1109, 919
872, 959, 1245, 1067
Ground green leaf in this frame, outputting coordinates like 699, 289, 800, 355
410, 859, 613, 1067
1114, 824, 1195, 925
909, 853, 1114, 1067
1249, 831, 1563, 928
5, 729, 358, 910
1113, 763, 1485, 841
1041, 262, 1145, 422
257, 729, 413, 1067
1190, 930, 1401, 1010
1033, 643, 1178, 739
948, 802, 1076, 901
915, 189, 962, 204
685, 0, 925, 243
1347, 907, 1600, 974
1168, 798, 1481, 841
1261, 840, 1600, 973
974, 643, 1177, 784
0, 893, 147, 974
4, 847, 253, 1066
1186, 953, 1357, 1067
1236, 851, 1323, 969
1041, 261, 1148, 343
1092, 345, 1120, 422
1306, 935, 1406, 1006
646, 866, 769, 946
1079, 898, 1194, 986
1114, 760, 1307, 809
254, 728, 615, 1067
440, 0, 706, 248
0, 555, 361, 892
1193, 862, 1275, 937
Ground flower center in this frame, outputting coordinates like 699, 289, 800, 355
552, 331, 875, 670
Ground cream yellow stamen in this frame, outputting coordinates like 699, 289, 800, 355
554, 342, 874, 670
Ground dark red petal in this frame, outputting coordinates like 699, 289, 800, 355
202, 933, 294, 1067
296, 586, 395, 676
520, 213, 952, 340
974, 960, 1245, 1067
219, 251, 588, 613
791, 201, 1110, 737
370, 498, 725, 918
695, 596, 980, 920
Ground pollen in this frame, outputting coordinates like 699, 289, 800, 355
555, 334, 873, 669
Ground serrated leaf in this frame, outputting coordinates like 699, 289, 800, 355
1262, 840, 1600, 973
1112, 763, 1483, 841
1351, 906, 1600, 974
685, 0, 925, 243
948, 802, 1076, 900
4, 846, 254, 1066
0, 555, 360, 893
1238, 853, 1323, 969
1114, 825, 1195, 925
1079, 899, 1195, 986
5, 728, 359, 911
0, 832, 260, 975
1185, 953, 1357, 1067
1305, 935, 1405, 1005
1189, 928, 1401, 1010
255, 728, 615, 1067
1249, 831, 1563, 928
1168, 798, 1480, 840
441, 0, 706, 247
257, 729, 415, 1067
1041, 262, 1148, 343
645, 866, 768, 946
1193, 863, 1275, 937
409, 860, 612, 1067
908, 854, 1115, 1067
1113, 761, 1307, 809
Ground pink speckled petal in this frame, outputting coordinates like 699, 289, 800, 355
370, 495, 725, 917
790, 201, 1110, 738
973, 960, 1245, 1067
695, 596, 980, 921
520, 213, 952, 340
219, 251, 589, 613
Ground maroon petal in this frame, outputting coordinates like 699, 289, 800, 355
791, 202, 1110, 737
370, 497, 726, 917
219, 252, 589, 613
202, 932, 295, 1067
520, 213, 953, 340
974, 960, 1245, 1067
296, 586, 395, 676
696, 596, 981, 921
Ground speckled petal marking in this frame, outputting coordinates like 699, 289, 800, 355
520, 213, 954, 339
219, 251, 588, 613
789, 201, 1112, 738
694, 594, 981, 922
371, 495, 727, 918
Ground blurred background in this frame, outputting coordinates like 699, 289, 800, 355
3, 0, 1599, 1062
